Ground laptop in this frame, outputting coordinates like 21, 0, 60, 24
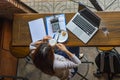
66, 8, 101, 43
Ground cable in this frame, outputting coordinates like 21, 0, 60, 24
69, 0, 95, 9
71, 0, 117, 11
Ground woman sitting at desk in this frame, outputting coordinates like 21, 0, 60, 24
29, 36, 81, 80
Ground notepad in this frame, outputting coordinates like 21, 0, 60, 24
28, 14, 66, 42
28, 18, 46, 42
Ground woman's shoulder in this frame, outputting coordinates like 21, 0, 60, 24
54, 54, 66, 61
54, 54, 64, 58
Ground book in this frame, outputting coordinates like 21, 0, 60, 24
28, 14, 66, 42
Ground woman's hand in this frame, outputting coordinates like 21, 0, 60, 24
56, 43, 68, 52
43, 36, 52, 42
34, 40, 42, 45
33, 36, 52, 46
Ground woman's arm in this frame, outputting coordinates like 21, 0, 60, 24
54, 43, 81, 70
30, 36, 52, 48
56, 43, 81, 64
56, 43, 74, 57
54, 54, 81, 70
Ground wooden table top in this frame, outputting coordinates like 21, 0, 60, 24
12, 12, 120, 47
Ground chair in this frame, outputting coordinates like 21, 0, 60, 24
24, 46, 91, 80
95, 47, 120, 80
64, 46, 93, 80
25, 54, 90, 80
75, 54, 92, 80
96, 47, 114, 56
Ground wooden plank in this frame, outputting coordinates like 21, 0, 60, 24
0, 19, 18, 80
0, 19, 3, 48
2, 19, 12, 50
0, 50, 18, 80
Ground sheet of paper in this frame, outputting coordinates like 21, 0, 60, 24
28, 18, 46, 42
45, 14, 66, 37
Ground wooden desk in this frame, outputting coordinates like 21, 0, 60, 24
11, 12, 120, 58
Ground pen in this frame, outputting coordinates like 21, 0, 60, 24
56, 30, 61, 42
56, 33, 60, 42
53, 34, 56, 39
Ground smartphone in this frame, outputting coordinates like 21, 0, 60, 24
50, 17, 60, 33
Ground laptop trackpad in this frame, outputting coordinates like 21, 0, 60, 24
73, 27, 83, 36
72, 27, 90, 43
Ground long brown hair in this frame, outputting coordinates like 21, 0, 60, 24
33, 43, 55, 75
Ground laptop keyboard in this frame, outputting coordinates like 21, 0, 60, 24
72, 15, 95, 36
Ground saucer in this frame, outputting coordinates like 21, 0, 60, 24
54, 30, 68, 43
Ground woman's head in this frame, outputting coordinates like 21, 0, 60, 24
33, 42, 55, 75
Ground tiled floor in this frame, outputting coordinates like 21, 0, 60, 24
21, 0, 120, 13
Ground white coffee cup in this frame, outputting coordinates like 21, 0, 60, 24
49, 39, 57, 47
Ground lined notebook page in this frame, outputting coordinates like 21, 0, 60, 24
28, 18, 46, 42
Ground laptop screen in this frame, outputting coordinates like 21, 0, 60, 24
79, 8, 101, 27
